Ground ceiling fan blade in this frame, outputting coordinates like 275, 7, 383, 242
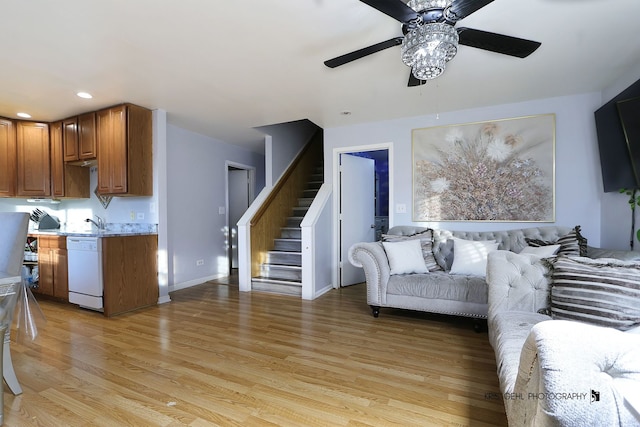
360, 0, 419, 23
408, 72, 425, 87
324, 37, 403, 68
447, 0, 495, 21
457, 27, 541, 58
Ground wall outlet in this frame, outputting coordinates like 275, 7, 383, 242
396, 203, 407, 214
196, 259, 204, 266
130, 211, 135, 220
137, 212, 145, 220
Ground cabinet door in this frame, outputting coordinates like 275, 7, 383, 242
97, 106, 128, 194
78, 112, 97, 160
96, 108, 113, 193
52, 248, 69, 300
63, 118, 79, 161
110, 105, 128, 193
51, 121, 65, 198
16, 121, 51, 197
0, 118, 16, 197
37, 238, 54, 296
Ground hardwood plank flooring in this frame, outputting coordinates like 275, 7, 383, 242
5, 278, 507, 426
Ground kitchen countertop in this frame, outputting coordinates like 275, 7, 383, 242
28, 223, 158, 237
30, 230, 157, 237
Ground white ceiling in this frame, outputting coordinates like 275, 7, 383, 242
2, 0, 640, 153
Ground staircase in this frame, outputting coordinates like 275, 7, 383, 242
251, 165, 323, 296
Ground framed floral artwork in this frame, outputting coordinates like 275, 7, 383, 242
412, 114, 555, 222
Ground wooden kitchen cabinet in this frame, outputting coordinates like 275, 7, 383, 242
64, 112, 97, 163
16, 121, 51, 197
35, 235, 69, 301
102, 235, 158, 317
96, 104, 152, 196
0, 117, 16, 197
51, 121, 90, 198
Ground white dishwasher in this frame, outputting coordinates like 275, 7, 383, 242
67, 236, 104, 311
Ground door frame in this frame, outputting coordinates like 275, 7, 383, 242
332, 143, 393, 290
225, 161, 256, 274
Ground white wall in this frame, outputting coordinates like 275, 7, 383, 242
166, 124, 265, 290
599, 63, 640, 250
325, 92, 605, 248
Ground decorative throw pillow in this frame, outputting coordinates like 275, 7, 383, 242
549, 256, 640, 331
526, 225, 588, 257
519, 244, 561, 257
381, 229, 442, 272
449, 238, 499, 277
382, 239, 429, 275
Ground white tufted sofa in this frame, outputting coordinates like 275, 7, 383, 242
486, 250, 640, 426
348, 225, 582, 323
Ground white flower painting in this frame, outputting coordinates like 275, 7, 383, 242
412, 114, 555, 222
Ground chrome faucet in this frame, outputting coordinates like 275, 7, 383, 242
86, 215, 106, 230
95, 215, 105, 230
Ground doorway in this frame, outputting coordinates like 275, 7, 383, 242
333, 145, 392, 288
226, 162, 255, 274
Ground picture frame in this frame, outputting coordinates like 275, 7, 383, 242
412, 114, 555, 222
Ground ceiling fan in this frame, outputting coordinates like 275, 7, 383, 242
324, 0, 541, 86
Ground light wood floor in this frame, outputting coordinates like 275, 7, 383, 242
5, 277, 507, 426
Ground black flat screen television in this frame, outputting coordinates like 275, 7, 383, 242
594, 78, 640, 192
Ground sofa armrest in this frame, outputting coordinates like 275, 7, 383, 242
513, 320, 640, 426
348, 242, 390, 306
587, 246, 640, 261
486, 251, 552, 321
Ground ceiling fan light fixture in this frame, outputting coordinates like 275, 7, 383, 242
412, 56, 446, 80
401, 22, 458, 80
407, 0, 451, 13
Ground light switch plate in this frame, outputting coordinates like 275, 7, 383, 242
396, 203, 407, 214
219, 207, 225, 215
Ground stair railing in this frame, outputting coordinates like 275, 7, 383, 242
249, 131, 323, 278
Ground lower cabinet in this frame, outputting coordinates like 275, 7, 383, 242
35, 235, 68, 301
103, 235, 158, 317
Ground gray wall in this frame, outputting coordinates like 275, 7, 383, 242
167, 124, 265, 289
256, 119, 319, 185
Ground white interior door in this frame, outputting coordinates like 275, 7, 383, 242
229, 168, 249, 269
340, 154, 375, 286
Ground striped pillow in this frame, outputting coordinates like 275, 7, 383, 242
526, 225, 587, 257
381, 229, 442, 272
549, 256, 640, 331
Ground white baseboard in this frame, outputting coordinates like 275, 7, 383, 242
157, 295, 172, 304
310, 284, 333, 300
169, 274, 226, 293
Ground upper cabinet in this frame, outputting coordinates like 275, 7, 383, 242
63, 112, 97, 164
1, 102, 151, 200
62, 118, 78, 161
51, 121, 89, 198
96, 104, 152, 196
16, 121, 51, 197
0, 118, 16, 197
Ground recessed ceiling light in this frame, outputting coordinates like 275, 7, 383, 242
77, 92, 93, 99
17, 112, 31, 118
